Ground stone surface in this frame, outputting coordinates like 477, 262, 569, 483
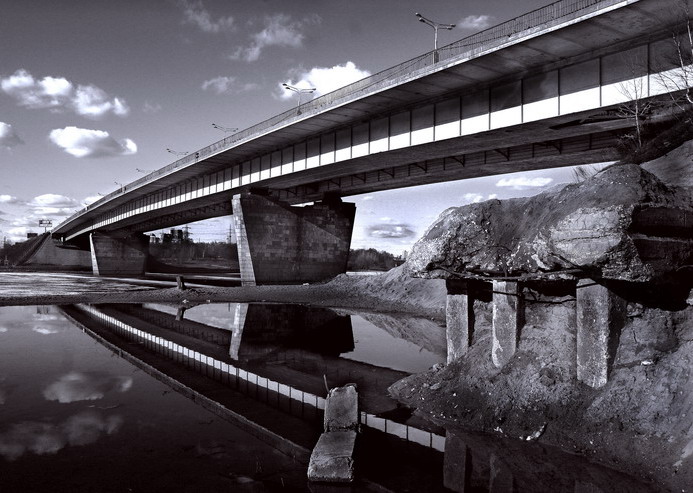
408, 164, 693, 282
233, 193, 355, 285
576, 280, 626, 388
307, 431, 356, 483
491, 281, 522, 368
89, 232, 149, 276
446, 294, 472, 363
324, 384, 358, 432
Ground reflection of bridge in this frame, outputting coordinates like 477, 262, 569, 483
57, 303, 651, 491
52, 0, 691, 284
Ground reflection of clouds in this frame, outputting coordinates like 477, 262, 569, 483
33, 326, 60, 335
43, 372, 133, 403
33, 314, 60, 321
0, 411, 123, 461
0, 326, 7, 333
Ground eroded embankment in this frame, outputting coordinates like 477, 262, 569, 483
388, 153, 693, 491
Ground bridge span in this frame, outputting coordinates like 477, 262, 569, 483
52, 0, 692, 284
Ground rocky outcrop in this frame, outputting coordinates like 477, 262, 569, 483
408, 164, 692, 282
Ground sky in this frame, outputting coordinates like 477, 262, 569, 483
0, 0, 603, 255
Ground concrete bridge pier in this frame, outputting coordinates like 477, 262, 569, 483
492, 281, 524, 368
445, 280, 477, 363
232, 192, 355, 286
575, 280, 626, 388
89, 231, 150, 276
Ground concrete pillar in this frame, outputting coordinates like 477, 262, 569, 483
443, 431, 472, 492
445, 280, 475, 363
229, 303, 249, 360
576, 280, 626, 388
232, 193, 355, 285
491, 281, 523, 368
89, 232, 149, 276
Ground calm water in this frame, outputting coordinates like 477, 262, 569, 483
0, 299, 657, 492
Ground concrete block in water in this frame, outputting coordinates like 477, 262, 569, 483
307, 431, 356, 483
324, 384, 358, 432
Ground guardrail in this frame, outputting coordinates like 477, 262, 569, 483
58, 0, 627, 230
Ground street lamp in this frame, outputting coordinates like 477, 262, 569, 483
282, 83, 316, 115
415, 12, 455, 62
136, 168, 154, 173
114, 181, 124, 192
166, 148, 188, 156
212, 123, 238, 133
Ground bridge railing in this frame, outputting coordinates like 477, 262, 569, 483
61, 0, 627, 229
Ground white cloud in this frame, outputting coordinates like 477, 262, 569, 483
0, 122, 24, 149
0, 411, 123, 461
463, 193, 484, 203
43, 372, 132, 403
1, 69, 129, 118
30, 194, 78, 209
180, 0, 234, 33
457, 15, 494, 30
231, 14, 321, 62
142, 101, 162, 114
280, 61, 370, 99
367, 222, 416, 239
72, 85, 129, 118
0, 195, 20, 204
495, 176, 553, 190
201, 76, 236, 94
49, 126, 137, 158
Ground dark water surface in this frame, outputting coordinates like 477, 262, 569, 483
0, 301, 658, 492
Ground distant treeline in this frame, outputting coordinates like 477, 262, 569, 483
347, 248, 403, 271
150, 241, 238, 261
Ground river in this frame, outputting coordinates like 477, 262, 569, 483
0, 274, 658, 492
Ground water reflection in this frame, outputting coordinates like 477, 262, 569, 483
0, 304, 657, 492
43, 371, 133, 403
0, 411, 123, 461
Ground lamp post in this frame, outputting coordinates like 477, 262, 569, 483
136, 168, 154, 174
415, 12, 455, 63
166, 148, 188, 157
282, 83, 316, 115
114, 181, 124, 192
212, 123, 238, 133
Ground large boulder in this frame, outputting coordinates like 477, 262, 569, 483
408, 164, 692, 282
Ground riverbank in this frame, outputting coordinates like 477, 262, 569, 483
0, 266, 447, 321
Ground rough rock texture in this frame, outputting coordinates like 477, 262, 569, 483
389, 293, 693, 491
408, 164, 693, 282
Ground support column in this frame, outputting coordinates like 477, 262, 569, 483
89, 232, 149, 276
489, 454, 515, 493
443, 431, 472, 492
229, 303, 249, 360
232, 193, 355, 285
576, 280, 626, 388
445, 280, 475, 363
492, 281, 523, 368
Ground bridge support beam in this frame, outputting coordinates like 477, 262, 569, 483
576, 280, 626, 388
232, 193, 355, 285
445, 280, 476, 363
492, 281, 523, 368
89, 232, 150, 276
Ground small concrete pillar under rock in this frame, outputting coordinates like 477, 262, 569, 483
443, 431, 472, 492
492, 281, 523, 368
576, 280, 626, 388
446, 280, 475, 363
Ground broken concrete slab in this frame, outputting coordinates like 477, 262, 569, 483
307, 431, 356, 483
324, 384, 358, 432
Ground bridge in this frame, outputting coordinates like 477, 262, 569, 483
52, 0, 692, 284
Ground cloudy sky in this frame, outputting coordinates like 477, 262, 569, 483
0, 0, 596, 254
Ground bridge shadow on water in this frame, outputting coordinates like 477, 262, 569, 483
43, 302, 657, 492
